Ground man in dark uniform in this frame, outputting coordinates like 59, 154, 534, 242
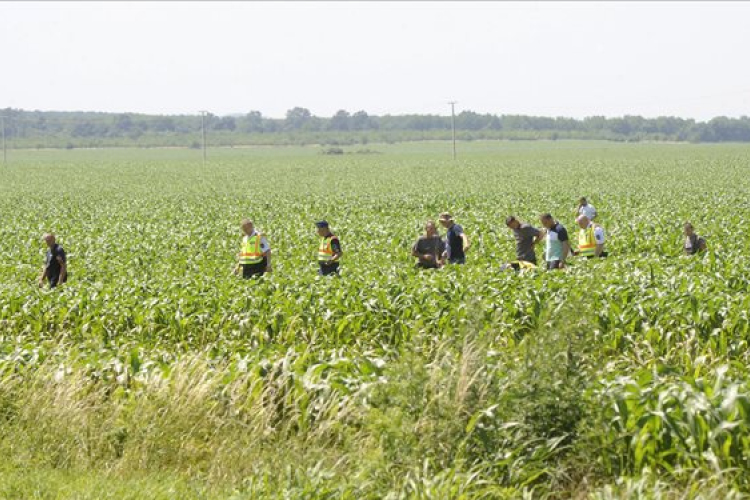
438, 213, 470, 264
38, 233, 67, 289
316, 220, 342, 276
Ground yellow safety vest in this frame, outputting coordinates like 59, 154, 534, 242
318, 235, 337, 263
239, 233, 264, 265
578, 225, 598, 257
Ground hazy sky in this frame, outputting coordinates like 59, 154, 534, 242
2, 1, 750, 120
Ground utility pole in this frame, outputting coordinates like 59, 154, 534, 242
448, 101, 457, 160
199, 110, 208, 166
1, 115, 6, 165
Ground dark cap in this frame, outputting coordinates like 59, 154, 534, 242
315, 220, 329, 228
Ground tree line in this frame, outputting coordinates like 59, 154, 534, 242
2, 107, 750, 148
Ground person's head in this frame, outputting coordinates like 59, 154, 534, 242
241, 219, 254, 236
424, 220, 438, 236
540, 213, 555, 230
315, 220, 330, 237
438, 213, 454, 228
505, 215, 520, 230
684, 222, 695, 236
579, 197, 588, 207
42, 233, 56, 248
576, 215, 590, 229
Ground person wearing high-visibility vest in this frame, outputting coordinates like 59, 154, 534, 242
316, 220, 342, 276
234, 219, 271, 278
573, 215, 606, 258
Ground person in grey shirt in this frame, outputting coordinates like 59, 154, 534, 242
505, 215, 543, 265
411, 220, 446, 269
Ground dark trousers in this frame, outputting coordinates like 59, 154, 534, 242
48, 274, 67, 288
242, 258, 267, 278
585, 251, 608, 259
319, 262, 340, 276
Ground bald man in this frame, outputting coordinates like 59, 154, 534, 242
38, 233, 67, 288
574, 215, 606, 258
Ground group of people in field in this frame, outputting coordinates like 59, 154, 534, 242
37, 197, 709, 288
410, 197, 708, 273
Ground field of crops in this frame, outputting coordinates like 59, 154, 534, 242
1, 141, 750, 498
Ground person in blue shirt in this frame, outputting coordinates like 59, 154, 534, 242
438, 213, 470, 264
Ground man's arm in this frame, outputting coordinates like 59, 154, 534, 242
461, 233, 470, 253
57, 257, 67, 283
561, 241, 571, 265
38, 265, 48, 287
264, 250, 272, 272
593, 227, 605, 257
329, 239, 342, 263
532, 228, 544, 246
436, 240, 447, 267
259, 236, 272, 272
411, 242, 421, 258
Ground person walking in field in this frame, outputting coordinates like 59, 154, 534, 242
234, 219, 271, 278
683, 222, 707, 255
438, 213, 470, 264
573, 215, 606, 258
540, 213, 570, 269
38, 233, 68, 289
412, 220, 446, 269
577, 197, 597, 221
505, 215, 543, 266
316, 220, 342, 276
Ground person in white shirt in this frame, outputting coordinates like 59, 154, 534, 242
577, 197, 597, 221
573, 215, 606, 258
683, 222, 707, 255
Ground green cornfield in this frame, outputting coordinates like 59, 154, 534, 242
1, 141, 750, 499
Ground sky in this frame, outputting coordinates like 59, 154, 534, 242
2, 1, 750, 120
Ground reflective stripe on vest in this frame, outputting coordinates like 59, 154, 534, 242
318, 235, 336, 262
240, 234, 264, 265
578, 226, 597, 257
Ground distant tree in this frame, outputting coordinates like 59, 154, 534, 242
113, 114, 134, 134
285, 107, 312, 130
72, 121, 102, 137
243, 111, 264, 133
351, 110, 375, 130
213, 116, 237, 131
329, 110, 351, 131
153, 117, 176, 132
